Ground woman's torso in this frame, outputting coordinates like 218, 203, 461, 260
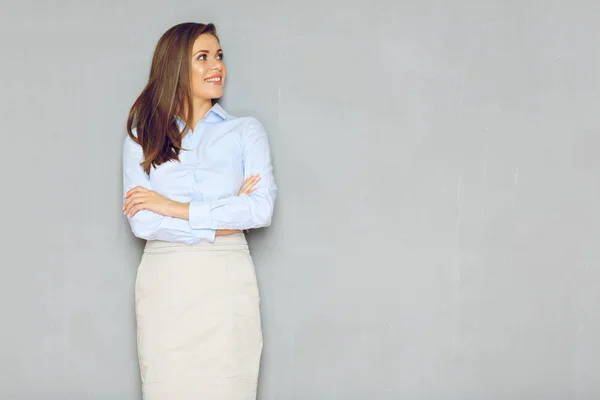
149, 112, 254, 204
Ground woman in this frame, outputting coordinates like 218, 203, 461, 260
122, 22, 276, 399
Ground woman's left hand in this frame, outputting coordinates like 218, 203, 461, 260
124, 187, 178, 218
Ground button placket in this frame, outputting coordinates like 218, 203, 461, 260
190, 122, 205, 198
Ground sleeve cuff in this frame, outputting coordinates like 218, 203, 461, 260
203, 228, 217, 243
189, 201, 212, 229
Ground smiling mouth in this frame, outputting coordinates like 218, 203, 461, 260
204, 77, 222, 83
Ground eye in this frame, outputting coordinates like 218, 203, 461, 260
197, 54, 207, 61
217, 53, 224, 60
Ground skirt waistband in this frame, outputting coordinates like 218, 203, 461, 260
144, 232, 248, 253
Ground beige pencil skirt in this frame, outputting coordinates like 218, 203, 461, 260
134, 232, 262, 400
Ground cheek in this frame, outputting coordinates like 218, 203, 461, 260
192, 67, 207, 92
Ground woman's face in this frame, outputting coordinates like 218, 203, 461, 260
190, 33, 226, 101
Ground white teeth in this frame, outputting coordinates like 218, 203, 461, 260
204, 77, 221, 82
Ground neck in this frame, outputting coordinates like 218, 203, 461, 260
188, 98, 213, 131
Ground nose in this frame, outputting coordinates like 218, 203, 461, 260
211, 60, 223, 71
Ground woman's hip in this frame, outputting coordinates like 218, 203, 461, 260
134, 232, 260, 316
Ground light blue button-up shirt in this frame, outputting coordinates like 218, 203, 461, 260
122, 103, 277, 244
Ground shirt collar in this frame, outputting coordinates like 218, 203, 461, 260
175, 102, 228, 129
208, 102, 228, 121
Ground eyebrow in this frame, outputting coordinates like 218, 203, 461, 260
193, 49, 223, 56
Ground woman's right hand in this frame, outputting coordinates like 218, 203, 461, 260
215, 175, 261, 237
238, 174, 261, 196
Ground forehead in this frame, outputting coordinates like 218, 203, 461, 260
192, 34, 221, 52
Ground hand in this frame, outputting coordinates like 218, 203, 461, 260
123, 186, 178, 218
239, 174, 260, 195
215, 175, 261, 237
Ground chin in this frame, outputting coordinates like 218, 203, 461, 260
197, 92, 223, 102
206, 89, 224, 99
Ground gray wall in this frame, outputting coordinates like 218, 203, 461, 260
1, 0, 599, 399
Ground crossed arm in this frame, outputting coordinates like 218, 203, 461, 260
122, 119, 277, 244
123, 175, 261, 237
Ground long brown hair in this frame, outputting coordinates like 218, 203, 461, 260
127, 22, 219, 174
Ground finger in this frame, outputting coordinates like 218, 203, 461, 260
240, 183, 257, 195
125, 186, 148, 198
123, 195, 141, 212
242, 176, 260, 190
247, 182, 260, 192
129, 202, 149, 217
239, 181, 255, 193
129, 204, 144, 218
238, 175, 262, 195
124, 195, 146, 215
240, 186, 259, 196
124, 202, 134, 216
123, 199, 133, 214
240, 177, 253, 188
125, 187, 141, 198
249, 177, 261, 188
